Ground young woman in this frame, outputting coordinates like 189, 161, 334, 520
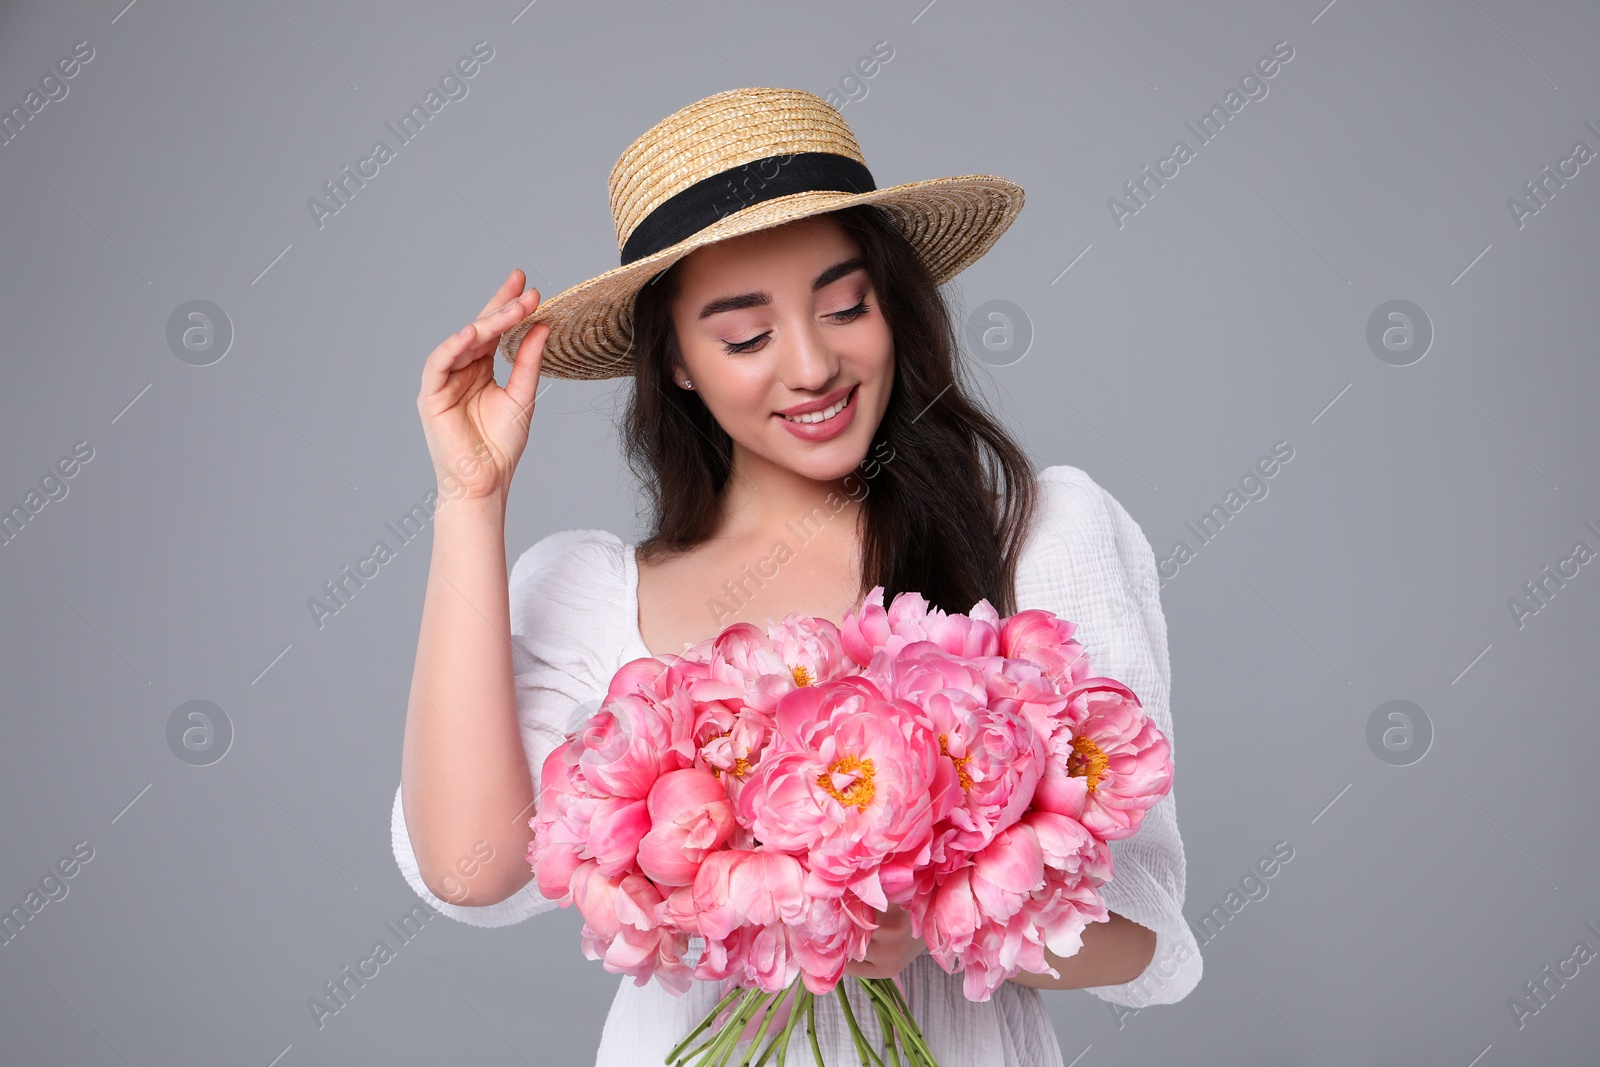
393, 88, 1199, 1065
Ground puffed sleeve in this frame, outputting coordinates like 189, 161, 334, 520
1013, 466, 1202, 1007
389, 529, 623, 927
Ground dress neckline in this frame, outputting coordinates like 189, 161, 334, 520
622, 540, 662, 661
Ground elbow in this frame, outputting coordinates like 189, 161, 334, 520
420, 868, 471, 905
421, 861, 532, 907
422, 877, 495, 908
416, 833, 532, 907
1114, 921, 1159, 986
1115, 928, 1204, 1007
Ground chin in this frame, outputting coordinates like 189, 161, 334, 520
766, 428, 876, 483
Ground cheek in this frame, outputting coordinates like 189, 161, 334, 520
870, 323, 895, 375
843, 320, 894, 381
702, 365, 774, 421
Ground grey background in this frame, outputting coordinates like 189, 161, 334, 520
2, 0, 1596, 1064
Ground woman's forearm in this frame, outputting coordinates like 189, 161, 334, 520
1004, 911, 1157, 991
399, 492, 536, 906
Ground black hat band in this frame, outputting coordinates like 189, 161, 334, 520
619, 151, 877, 266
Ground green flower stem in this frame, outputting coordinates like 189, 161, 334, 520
701, 990, 752, 1065
806, 992, 825, 1066
668, 985, 749, 1064
733, 987, 788, 1067
674, 974, 942, 1067
687, 986, 768, 1066
718, 989, 777, 1064
834, 983, 888, 1067
857, 984, 908, 1065
784, 989, 813, 1066
867, 991, 902, 1067
748, 981, 808, 1067
856, 979, 936, 1064
882, 978, 931, 1058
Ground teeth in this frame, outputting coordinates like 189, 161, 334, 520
781, 389, 852, 424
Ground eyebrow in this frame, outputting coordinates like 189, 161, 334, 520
696, 257, 868, 320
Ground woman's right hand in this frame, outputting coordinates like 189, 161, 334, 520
416, 268, 551, 505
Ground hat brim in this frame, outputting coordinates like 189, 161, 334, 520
496, 174, 1025, 381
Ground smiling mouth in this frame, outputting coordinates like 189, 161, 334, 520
777, 385, 856, 424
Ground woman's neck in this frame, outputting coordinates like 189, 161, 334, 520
713, 448, 864, 541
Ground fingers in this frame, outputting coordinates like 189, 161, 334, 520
503, 320, 549, 416
419, 318, 489, 399
421, 284, 543, 396
476, 268, 525, 319
468, 284, 541, 348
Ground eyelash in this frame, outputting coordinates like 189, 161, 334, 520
721, 300, 873, 355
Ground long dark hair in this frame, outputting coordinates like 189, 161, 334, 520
622, 203, 1038, 617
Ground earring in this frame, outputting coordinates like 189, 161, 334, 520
682, 379, 693, 389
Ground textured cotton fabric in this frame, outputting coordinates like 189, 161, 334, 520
390, 464, 1201, 1064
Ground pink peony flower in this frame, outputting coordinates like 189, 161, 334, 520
528, 743, 586, 902
917, 821, 1111, 1002
691, 849, 808, 943
1028, 865, 1111, 962
929, 697, 1048, 862
841, 586, 1003, 665
986, 658, 1073, 753
606, 655, 672, 701
767, 613, 854, 688
569, 860, 695, 993
737, 676, 946, 907
691, 700, 774, 808
918, 865, 982, 966
790, 892, 878, 994
839, 586, 896, 666
1033, 678, 1172, 841
968, 823, 1046, 925
999, 609, 1092, 689
923, 597, 1001, 659
915, 822, 1046, 966
693, 616, 852, 712
696, 922, 804, 993
527, 578, 1170, 1054
1023, 809, 1112, 886
873, 643, 990, 712
957, 866, 1110, 1001
584, 795, 651, 877
661, 883, 699, 932
635, 768, 736, 886
571, 686, 690, 800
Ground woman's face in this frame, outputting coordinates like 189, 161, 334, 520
667, 216, 894, 485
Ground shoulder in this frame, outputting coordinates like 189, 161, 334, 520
1024, 464, 1152, 562
1015, 462, 1172, 725
1015, 464, 1161, 630
508, 528, 630, 637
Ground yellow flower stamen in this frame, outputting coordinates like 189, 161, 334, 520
938, 733, 974, 792
817, 753, 875, 810
790, 664, 814, 687
703, 729, 751, 778
1067, 735, 1108, 794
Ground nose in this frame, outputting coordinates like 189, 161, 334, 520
779, 312, 840, 394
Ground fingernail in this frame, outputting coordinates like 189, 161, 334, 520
457, 324, 475, 339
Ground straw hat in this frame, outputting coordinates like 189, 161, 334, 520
495, 86, 1026, 381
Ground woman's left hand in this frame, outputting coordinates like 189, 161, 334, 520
844, 902, 927, 978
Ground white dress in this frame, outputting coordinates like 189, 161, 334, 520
390, 464, 1202, 1065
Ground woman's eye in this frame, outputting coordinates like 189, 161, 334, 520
722, 332, 768, 355
720, 301, 870, 355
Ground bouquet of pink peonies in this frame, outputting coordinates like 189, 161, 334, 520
527, 586, 1174, 1066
